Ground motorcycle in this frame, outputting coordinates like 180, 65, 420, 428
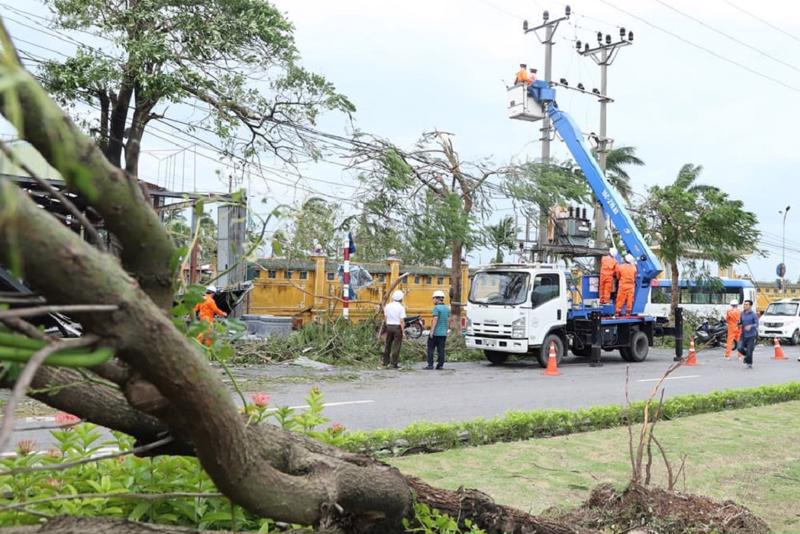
695, 317, 728, 347
404, 316, 425, 339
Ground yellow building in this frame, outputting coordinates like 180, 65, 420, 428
755, 282, 800, 310
246, 254, 470, 327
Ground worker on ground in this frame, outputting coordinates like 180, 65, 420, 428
724, 300, 741, 360
382, 290, 406, 370
615, 254, 637, 317
514, 63, 531, 86
194, 285, 227, 346
599, 247, 619, 305
426, 290, 450, 370
737, 300, 758, 369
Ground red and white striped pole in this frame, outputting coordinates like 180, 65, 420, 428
342, 236, 350, 320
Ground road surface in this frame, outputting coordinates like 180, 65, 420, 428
8, 345, 800, 450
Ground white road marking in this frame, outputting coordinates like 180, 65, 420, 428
265, 399, 375, 412
637, 375, 701, 383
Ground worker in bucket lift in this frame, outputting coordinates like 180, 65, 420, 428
195, 285, 227, 346
724, 299, 741, 360
514, 63, 531, 85
529, 67, 538, 83
615, 254, 637, 317
599, 247, 619, 305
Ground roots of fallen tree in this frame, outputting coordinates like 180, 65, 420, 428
555, 483, 770, 534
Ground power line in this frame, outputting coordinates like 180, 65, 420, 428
651, 0, 800, 75
596, 0, 800, 94
721, 0, 800, 46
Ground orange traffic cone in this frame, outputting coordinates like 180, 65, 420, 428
773, 337, 786, 360
543, 341, 561, 376
686, 337, 697, 366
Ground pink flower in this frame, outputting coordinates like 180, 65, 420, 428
46, 448, 62, 459
55, 412, 80, 426
250, 393, 271, 408
44, 478, 61, 488
331, 422, 345, 434
16, 440, 36, 456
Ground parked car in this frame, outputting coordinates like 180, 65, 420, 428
758, 299, 800, 345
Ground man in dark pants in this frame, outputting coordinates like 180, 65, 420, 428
426, 290, 450, 370
738, 299, 759, 369
382, 290, 406, 369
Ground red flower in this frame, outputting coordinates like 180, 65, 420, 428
250, 393, 271, 408
16, 440, 36, 456
55, 412, 80, 426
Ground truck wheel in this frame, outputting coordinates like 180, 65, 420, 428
620, 330, 649, 362
537, 334, 565, 368
790, 330, 800, 346
484, 350, 509, 365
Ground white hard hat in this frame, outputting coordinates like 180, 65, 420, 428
206, 285, 217, 293
609, 247, 618, 256
392, 290, 404, 301
625, 253, 635, 264
432, 290, 446, 299
730, 300, 739, 306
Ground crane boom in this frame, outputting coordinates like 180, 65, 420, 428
527, 80, 662, 313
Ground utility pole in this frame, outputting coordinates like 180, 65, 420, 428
523, 6, 570, 261
576, 28, 634, 250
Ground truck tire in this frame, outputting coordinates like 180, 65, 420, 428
620, 330, 649, 362
484, 350, 509, 365
537, 333, 565, 368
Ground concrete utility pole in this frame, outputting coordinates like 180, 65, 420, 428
577, 28, 634, 250
523, 6, 570, 261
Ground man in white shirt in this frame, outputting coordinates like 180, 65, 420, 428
382, 290, 406, 369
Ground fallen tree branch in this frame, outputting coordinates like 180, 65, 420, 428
0, 335, 98, 454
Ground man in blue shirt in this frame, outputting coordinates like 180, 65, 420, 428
737, 299, 759, 369
426, 290, 451, 370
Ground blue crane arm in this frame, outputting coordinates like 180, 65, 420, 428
527, 81, 662, 312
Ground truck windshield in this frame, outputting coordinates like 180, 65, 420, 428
765, 302, 799, 316
469, 272, 530, 305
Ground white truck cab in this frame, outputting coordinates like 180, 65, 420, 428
465, 264, 572, 366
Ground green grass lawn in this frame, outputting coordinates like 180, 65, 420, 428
393, 400, 800, 533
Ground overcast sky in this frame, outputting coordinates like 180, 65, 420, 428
3, 0, 800, 281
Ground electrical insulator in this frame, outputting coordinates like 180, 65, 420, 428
576, 40, 582, 51
543, 10, 549, 22
605, 34, 612, 44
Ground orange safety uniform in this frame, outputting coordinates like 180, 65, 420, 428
615, 263, 637, 316
599, 255, 619, 304
515, 68, 531, 85
194, 294, 226, 346
724, 307, 741, 358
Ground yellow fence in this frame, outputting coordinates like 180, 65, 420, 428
756, 284, 800, 311
246, 255, 469, 327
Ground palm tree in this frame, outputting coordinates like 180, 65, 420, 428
598, 146, 644, 205
484, 216, 518, 263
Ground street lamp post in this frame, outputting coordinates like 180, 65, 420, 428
780, 205, 791, 293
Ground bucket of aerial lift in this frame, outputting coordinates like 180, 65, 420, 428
528, 80, 556, 103
507, 85, 544, 122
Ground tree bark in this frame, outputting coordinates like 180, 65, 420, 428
124, 85, 155, 177
106, 75, 134, 169
98, 90, 109, 153
450, 239, 463, 330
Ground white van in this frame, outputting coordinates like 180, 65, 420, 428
758, 299, 800, 345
